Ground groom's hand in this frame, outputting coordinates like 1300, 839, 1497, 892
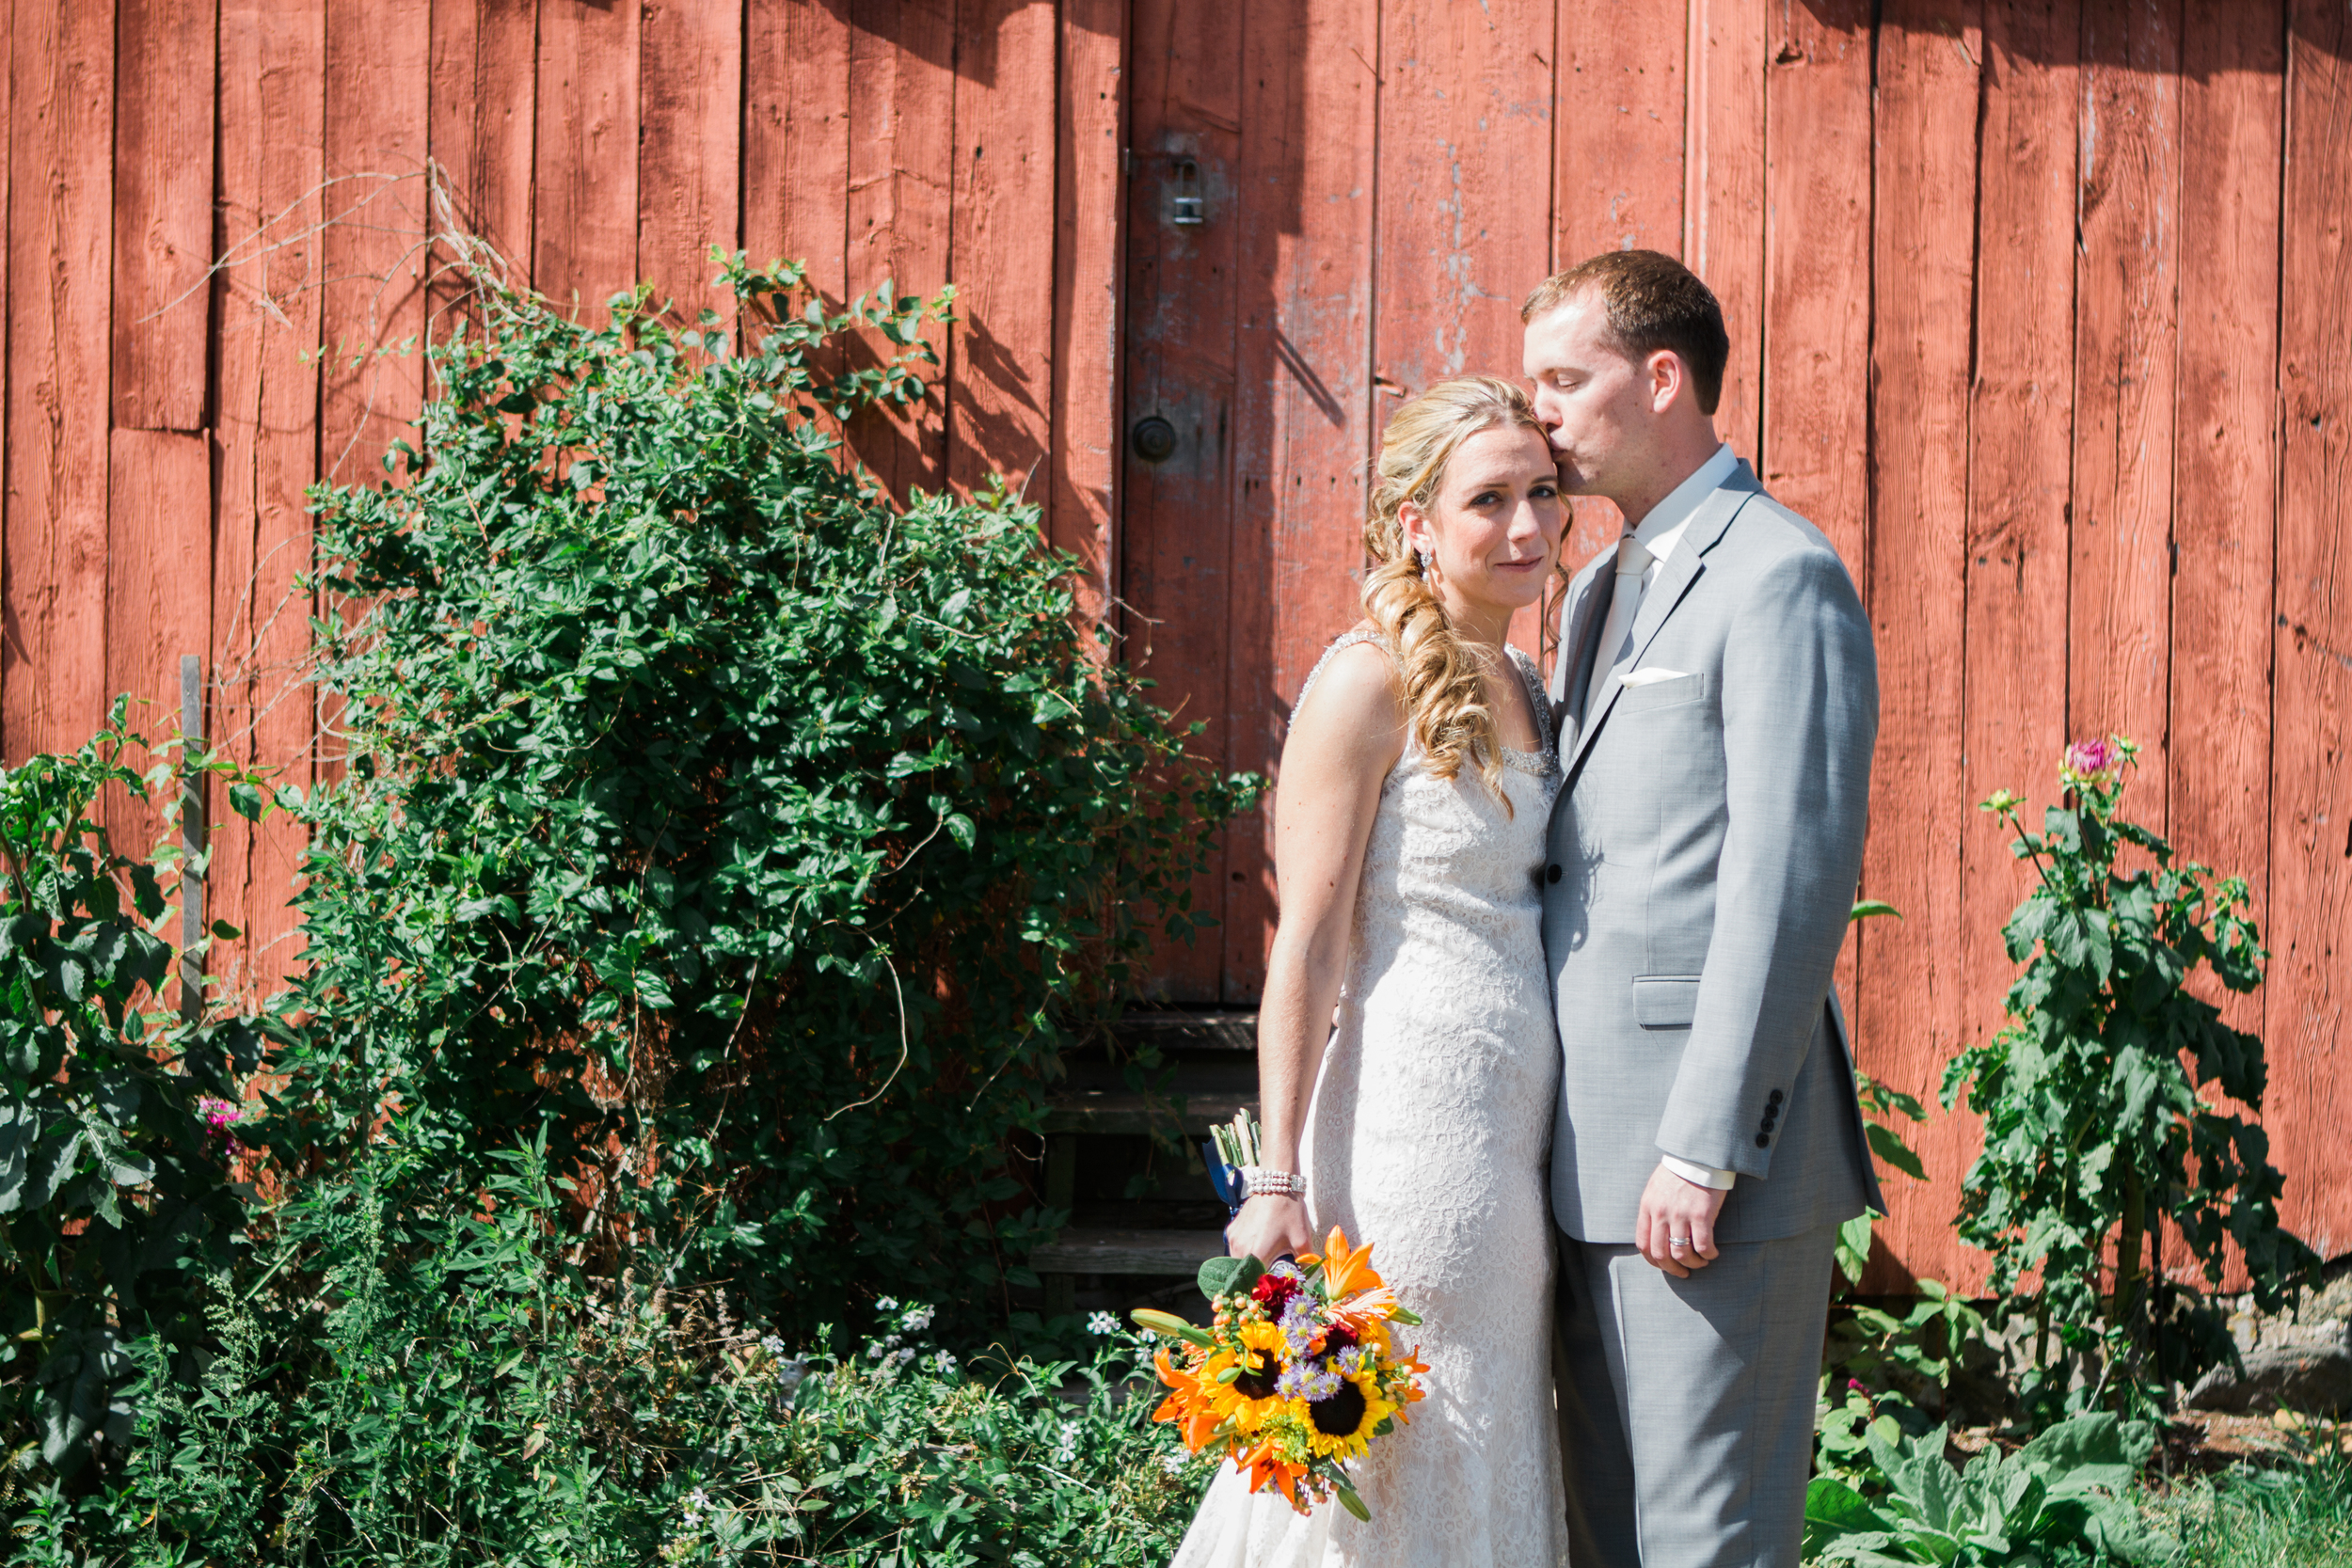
1635, 1164, 1729, 1277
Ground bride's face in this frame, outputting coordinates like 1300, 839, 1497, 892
1400, 425, 1565, 627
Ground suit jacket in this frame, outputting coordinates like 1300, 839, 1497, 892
1541, 460, 1885, 1244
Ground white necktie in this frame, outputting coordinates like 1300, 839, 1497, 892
1584, 531, 1652, 722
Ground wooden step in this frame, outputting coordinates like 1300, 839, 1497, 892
1032, 1227, 1230, 1276
1043, 1086, 1257, 1136
1111, 1009, 1258, 1053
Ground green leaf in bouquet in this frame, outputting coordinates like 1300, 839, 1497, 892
1387, 1306, 1422, 1326
1197, 1253, 1264, 1302
1334, 1481, 1370, 1522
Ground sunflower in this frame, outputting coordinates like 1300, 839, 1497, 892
1199, 1334, 1290, 1435
1301, 1369, 1401, 1461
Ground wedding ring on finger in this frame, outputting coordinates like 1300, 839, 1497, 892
1670, 1236, 1691, 1251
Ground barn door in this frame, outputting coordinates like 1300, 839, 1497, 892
1118, 0, 1380, 1005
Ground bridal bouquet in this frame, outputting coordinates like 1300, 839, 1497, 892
1133, 1228, 1427, 1519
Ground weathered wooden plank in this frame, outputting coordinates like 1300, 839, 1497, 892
639, 0, 740, 323
321, 0, 430, 486
211, 0, 325, 1000
1031, 1228, 1228, 1275
1951, 0, 2082, 1296
1554, 0, 1686, 563
1222, 0, 1378, 1001
1049, 0, 1125, 621
1120, 0, 1244, 1002
111, 0, 215, 433
845, 0, 955, 500
427, 0, 538, 309
1761, 0, 1870, 1124
1375, 0, 1554, 659
1555, 0, 1685, 263
746, 0, 851, 300
2069, 0, 2180, 818
945, 0, 1057, 514
2269, 0, 2352, 1261
533, 0, 640, 314
5, 0, 111, 762
1683, 0, 1764, 468
1857, 0, 1981, 1294
103, 430, 211, 857
1760, 0, 1871, 576
2170, 2, 2281, 1053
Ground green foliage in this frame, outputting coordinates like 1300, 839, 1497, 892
1942, 739, 2315, 1422
1836, 1070, 1931, 1289
2138, 1443, 2352, 1568
5, 1136, 1207, 1564
269, 253, 1250, 1342
0, 705, 282, 1473
1818, 1281, 1994, 1492
1804, 1413, 2174, 1566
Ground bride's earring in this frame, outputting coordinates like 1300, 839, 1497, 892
1416, 546, 1434, 574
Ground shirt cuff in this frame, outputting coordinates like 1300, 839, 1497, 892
1659, 1154, 1737, 1191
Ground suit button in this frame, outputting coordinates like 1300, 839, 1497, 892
1546, 864, 1562, 884
1755, 1133, 1771, 1148
1768, 1088, 1785, 1106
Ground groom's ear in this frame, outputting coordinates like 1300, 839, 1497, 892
1645, 348, 1691, 415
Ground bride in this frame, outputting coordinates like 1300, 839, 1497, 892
1172, 375, 1570, 1567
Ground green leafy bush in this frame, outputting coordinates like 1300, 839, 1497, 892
1804, 1413, 2173, 1566
1943, 738, 2314, 1420
6, 1133, 1206, 1564
268, 255, 1248, 1340
0, 709, 281, 1472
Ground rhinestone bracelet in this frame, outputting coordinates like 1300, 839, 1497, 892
1237, 1165, 1304, 1200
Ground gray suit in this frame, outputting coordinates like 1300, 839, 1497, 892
1542, 461, 1881, 1566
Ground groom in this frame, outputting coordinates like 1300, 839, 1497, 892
1526, 250, 1883, 1566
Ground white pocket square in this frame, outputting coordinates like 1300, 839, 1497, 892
1619, 667, 1693, 688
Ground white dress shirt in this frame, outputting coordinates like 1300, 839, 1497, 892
1632, 440, 1737, 576
1618, 443, 1741, 1195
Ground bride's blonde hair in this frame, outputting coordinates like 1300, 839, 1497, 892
1363, 374, 1556, 800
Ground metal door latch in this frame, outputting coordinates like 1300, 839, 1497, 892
1169, 159, 1205, 227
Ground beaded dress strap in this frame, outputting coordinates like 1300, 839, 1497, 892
1295, 629, 1394, 714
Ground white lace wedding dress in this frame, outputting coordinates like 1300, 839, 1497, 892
1171, 630, 1568, 1568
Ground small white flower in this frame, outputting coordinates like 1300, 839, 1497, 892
875, 1296, 900, 1312
900, 1304, 935, 1332
894, 1346, 917, 1366
682, 1487, 712, 1519
866, 1341, 887, 1360
1087, 1311, 1120, 1337
759, 1334, 788, 1358
1161, 1450, 1189, 1476
1052, 1418, 1081, 1465
933, 1349, 958, 1375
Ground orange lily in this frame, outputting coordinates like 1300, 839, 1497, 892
1237, 1437, 1306, 1512
1151, 1346, 1228, 1449
1317, 1226, 1386, 1301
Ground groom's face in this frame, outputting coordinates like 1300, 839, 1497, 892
1522, 292, 1660, 500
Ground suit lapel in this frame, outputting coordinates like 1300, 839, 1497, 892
1560, 472, 1761, 784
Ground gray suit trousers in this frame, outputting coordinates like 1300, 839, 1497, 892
1555, 1224, 1837, 1568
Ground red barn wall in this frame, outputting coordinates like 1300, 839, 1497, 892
7, 0, 2347, 1291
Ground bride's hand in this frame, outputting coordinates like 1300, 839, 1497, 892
1226, 1194, 1312, 1264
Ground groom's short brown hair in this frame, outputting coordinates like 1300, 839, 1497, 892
1521, 250, 1731, 416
